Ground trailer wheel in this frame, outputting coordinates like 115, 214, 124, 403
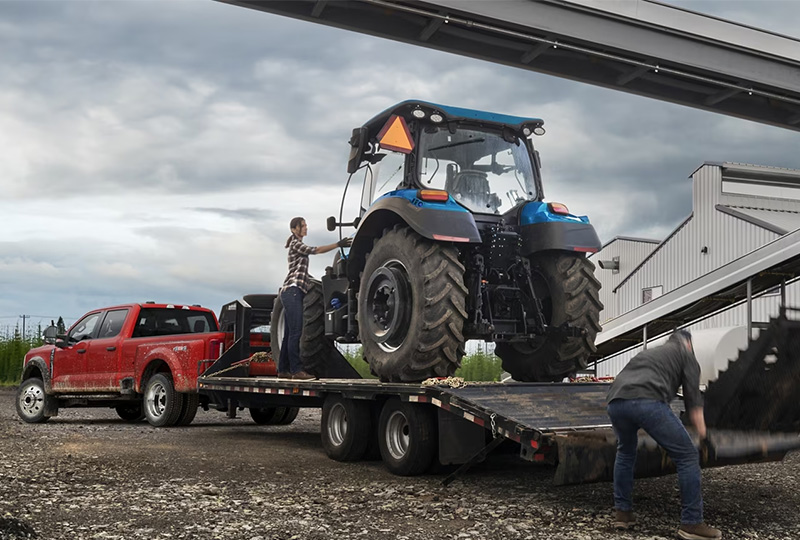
115, 402, 145, 422
378, 399, 437, 475
175, 393, 199, 426
143, 373, 185, 427
497, 252, 602, 381
272, 280, 333, 377
321, 396, 371, 461
249, 407, 279, 424
359, 225, 467, 382
15, 378, 52, 424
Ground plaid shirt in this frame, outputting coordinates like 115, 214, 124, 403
282, 235, 317, 293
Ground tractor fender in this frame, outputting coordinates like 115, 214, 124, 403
348, 196, 480, 281
520, 221, 601, 256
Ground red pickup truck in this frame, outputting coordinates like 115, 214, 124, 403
16, 302, 227, 427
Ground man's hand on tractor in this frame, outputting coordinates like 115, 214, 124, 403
337, 237, 353, 248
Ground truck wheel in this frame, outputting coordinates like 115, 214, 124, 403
358, 225, 467, 382
272, 280, 333, 377
175, 393, 199, 426
321, 396, 371, 461
16, 378, 52, 424
249, 407, 279, 424
496, 252, 602, 381
378, 399, 437, 476
115, 402, 145, 422
143, 373, 185, 427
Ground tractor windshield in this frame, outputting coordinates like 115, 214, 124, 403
418, 126, 537, 214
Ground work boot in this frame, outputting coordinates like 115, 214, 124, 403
292, 371, 316, 380
613, 509, 636, 529
677, 523, 722, 539
276, 372, 292, 379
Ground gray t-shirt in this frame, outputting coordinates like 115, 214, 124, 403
606, 337, 704, 411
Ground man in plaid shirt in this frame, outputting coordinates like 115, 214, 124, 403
279, 217, 351, 380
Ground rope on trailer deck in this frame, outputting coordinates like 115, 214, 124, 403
421, 376, 469, 388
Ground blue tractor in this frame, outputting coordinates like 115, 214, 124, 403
297, 101, 601, 382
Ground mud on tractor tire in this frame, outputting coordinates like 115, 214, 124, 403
358, 225, 467, 382
272, 280, 333, 377
496, 252, 602, 382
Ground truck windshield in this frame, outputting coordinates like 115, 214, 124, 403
418, 127, 537, 214
132, 308, 218, 338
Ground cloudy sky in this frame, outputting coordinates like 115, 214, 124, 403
2, 0, 800, 331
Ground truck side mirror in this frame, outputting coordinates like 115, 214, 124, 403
347, 127, 368, 174
42, 325, 58, 344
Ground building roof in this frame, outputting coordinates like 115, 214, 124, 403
595, 235, 660, 253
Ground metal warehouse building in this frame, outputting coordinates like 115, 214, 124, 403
592, 162, 800, 377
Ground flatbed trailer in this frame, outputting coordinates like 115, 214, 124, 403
196, 299, 800, 486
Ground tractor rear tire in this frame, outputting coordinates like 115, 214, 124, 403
358, 225, 467, 382
272, 280, 333, 377
496, 252, 602, 382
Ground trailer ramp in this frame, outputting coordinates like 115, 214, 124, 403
435, 382, 800, 486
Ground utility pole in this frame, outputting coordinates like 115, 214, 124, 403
20, 314, 29, 341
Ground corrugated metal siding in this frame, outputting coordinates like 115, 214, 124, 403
596, 162, 800, 377
593, 239, 657, 323
616, 165, 780, 314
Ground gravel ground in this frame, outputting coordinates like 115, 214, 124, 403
1, 387, 798, 540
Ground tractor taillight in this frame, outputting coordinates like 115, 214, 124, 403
418, 189, 449, 202
548, 202, 570, 215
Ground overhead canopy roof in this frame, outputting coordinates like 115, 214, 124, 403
218, 0, 800, 131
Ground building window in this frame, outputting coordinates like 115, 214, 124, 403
642, 286, 663, 304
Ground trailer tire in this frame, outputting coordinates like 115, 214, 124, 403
378, 399, 437, 476
272, 281, 333, 377
16, 378, 52, 424
249, 407, 279, 424
175, 393, 199, 426
115, 402, 145, 422
276, 406, 299, 425
359, 225, 467, 382
321, 396, 371, 462
497, 252, 602, 382
143, 373, 185, 427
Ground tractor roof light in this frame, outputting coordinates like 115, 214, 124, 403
418, 189, 449, 202
412, 108, 426, 119
430, 113, 443, 123
548, 202, 570, 215
533, 126, 546, 136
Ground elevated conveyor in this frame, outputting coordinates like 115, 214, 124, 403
218, 0, 800, 131
594, 226, 800, 360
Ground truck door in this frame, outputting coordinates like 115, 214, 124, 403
85, 308, 129, 392
51, 311, 103, 392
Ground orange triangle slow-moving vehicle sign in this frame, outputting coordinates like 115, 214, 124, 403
377, 114, 415, 154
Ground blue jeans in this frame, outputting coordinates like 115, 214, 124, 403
278, 286, 305, 374
607, 398, 703, 525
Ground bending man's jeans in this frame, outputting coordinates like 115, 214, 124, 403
278, 286, 305, 374
607, 398, 703, 525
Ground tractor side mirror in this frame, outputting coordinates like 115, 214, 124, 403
327, 216, 362, 230
347, 127, 368, 174
327, 216, 337, 231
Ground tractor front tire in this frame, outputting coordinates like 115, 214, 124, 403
272, 280, 333, 377
497, 252, 602, 382
358, 225, 467, 382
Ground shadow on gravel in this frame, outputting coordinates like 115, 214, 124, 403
0, 517, 38, 539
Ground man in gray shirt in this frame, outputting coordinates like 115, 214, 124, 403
606, 330, 721, 540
